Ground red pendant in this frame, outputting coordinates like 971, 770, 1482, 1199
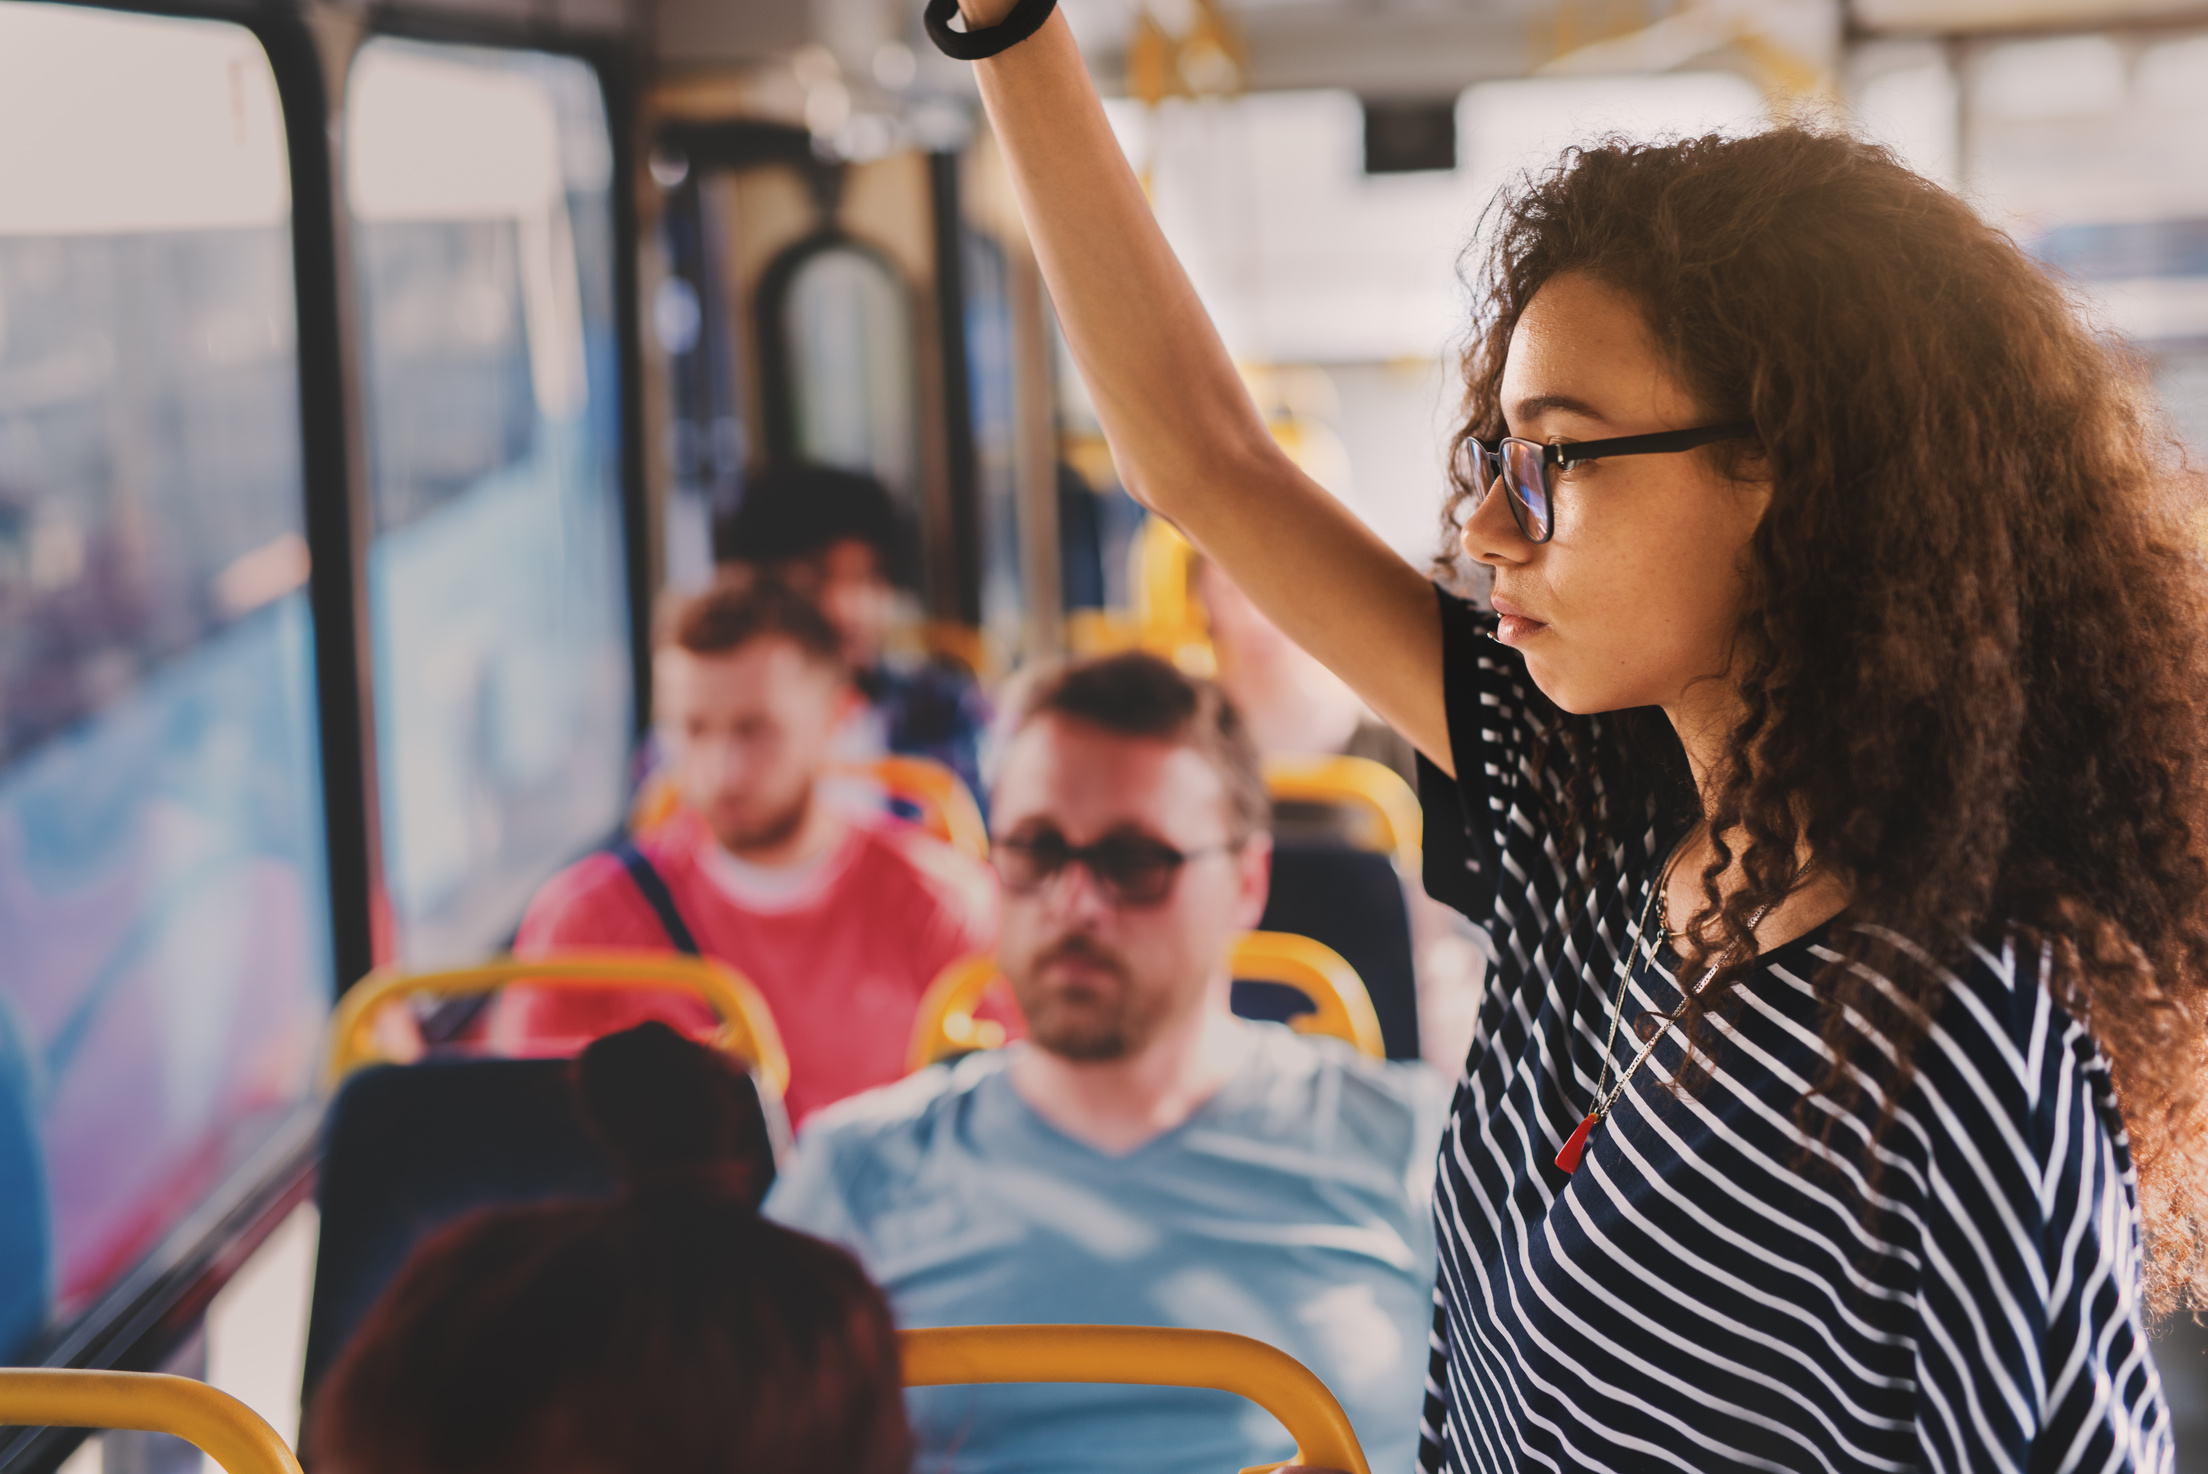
1555, 1113, 1598, 1174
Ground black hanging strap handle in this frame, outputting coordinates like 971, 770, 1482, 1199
613, 840, 702, 957
924, 0, 1059, 61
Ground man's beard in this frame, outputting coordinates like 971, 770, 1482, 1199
1010, 932, 1174, 1062
709, 785, 813, 856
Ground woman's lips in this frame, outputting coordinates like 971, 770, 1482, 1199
1492, 596, 1548, 645
1496, 613, 1547, 644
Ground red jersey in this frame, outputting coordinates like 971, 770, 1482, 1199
492, 810, 998, 1123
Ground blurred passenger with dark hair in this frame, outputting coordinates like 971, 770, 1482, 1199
1192, 551, 1415, 796
492, 578, 999, 1123
722, 462, 990, 800
769, 651, 1446, 1474
1194, 553, 1487, 1072
311, 1022, 912, 1474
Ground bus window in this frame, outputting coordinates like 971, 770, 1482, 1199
963, 230, 1024, 664
777, 241, 922, 543
0, 3, 325, 1361
347, 42, 632, 967
1961, 28, 2208, 458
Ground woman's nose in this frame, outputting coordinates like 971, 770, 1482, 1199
1461, 470, 1531, 567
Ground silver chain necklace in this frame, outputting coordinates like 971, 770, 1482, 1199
1554, 838, 1790, 1175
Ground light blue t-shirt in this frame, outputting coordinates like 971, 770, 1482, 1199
765, 1024, 1449, 1474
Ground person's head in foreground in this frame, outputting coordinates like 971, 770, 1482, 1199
310, 1023, 911, 1474
721, 463, 904, 670
654, 576, 856, 859
991, 650, 1274, 1073
1448, 126, 2208, 1307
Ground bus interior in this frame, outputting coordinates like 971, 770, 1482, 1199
3, 0, 2208, 1466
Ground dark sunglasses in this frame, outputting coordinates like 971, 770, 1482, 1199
1455, 420, 1757, 544
990, 829, 1228, 909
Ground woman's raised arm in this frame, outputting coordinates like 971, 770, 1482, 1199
961, 3, 1454, 772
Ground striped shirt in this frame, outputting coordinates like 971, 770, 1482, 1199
1413, 588, 2170, 1474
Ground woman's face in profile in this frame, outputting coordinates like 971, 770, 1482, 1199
1459, 270, 1769, 722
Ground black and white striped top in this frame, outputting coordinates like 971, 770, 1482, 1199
1412, 589, 2171, 1474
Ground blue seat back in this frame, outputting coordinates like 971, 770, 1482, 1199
1250, 841, 1419, 1061
303, 1056, 774, 1408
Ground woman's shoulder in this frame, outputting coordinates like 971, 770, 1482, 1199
1825, 921, 2125, 1175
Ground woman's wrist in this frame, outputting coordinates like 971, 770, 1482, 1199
956, 0, 1018, 29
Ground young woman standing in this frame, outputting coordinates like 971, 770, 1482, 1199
929, 3, 2208, 1468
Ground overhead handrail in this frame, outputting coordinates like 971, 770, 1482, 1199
908, 931, 1385, 1073
0, 1370, 301, 1474
900, 1324, 1370, 1474
324, 950, 789, 1094
1263, 754, 1422, 871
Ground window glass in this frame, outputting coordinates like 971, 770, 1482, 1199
963, 231, 1023, 660
1965, 27, 2208, 457
348, 41, 632, 966
785, 243, 922, 529
0, 2, 327, 1360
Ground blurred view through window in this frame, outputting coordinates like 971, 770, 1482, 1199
348, 41, 633, 967
0, 2, 327, 1361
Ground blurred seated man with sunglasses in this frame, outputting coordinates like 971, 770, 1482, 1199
767, 652, 1446, 1474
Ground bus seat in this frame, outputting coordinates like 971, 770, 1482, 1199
900, 1324, 1370, 1474
1258, 844, 1419, 1061
0, 1369, 301, 1474
302, 1050, 780, 1408
907, 932, 1385, 1073
629, 756, 988, 858
323, 950, 790, 1095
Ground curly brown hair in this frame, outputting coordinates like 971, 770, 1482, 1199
1442, 125, 2208, 1315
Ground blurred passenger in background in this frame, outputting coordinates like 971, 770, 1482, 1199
491, 579, 998, 1123
311, 1022, 912, 1474
1194, 554, 1486, 1075
1193, 552, 1414, 795
769, 652, 1445, 1474
722, 463, 990, 801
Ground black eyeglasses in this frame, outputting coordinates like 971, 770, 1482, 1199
990, 829, 1228, 909
1455, 421, 1756, 544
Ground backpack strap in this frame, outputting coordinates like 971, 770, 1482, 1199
612, 839, 701, 957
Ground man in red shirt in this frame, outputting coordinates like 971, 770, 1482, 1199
488, 578, 997, 1123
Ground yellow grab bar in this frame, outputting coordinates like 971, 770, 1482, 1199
908, 931, 1385, 1072
1262, 754, 1422, 871
1229, 931, 1386, 1060
0, 1371, 301, 1474
850, 754, 989, 859
900, 1325, 1369, 1474
324, 950, 789, 1095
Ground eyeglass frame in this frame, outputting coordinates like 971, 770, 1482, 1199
989, 827, 1234, 910
1459, 420, 1758, 545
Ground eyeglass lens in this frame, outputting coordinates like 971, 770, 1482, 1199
992, 831, 1187, 907
1459, 439, 1555, 543
1500, 440, 1552, 542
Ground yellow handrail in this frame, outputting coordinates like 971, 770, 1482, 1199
860, 754, 989, 859
629, 756, 987, 858
323, 950, 789, 1095
0, 1371, 301, 1474
1263, 754, 1422, 871
904, 954, 1011, 1074
1229, 931, 1386, 1060
908, 931, 1384, 1072
900, 1325, 1369, 1474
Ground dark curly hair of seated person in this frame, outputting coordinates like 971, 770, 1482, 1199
308, 1023, 912, 1474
